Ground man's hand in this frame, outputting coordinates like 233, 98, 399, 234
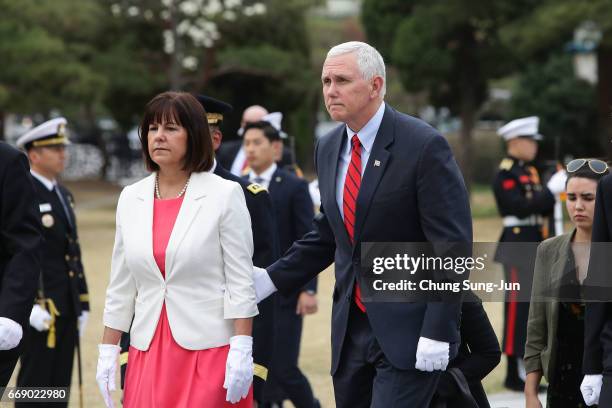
29, 304, 51, 332
546, 169, 567, 196
581, 374, 603, 406
415, 336, 449, 372
0, 317, 23, 350
296, 292, 318, 316
252, 266, 277, 303
78, 311, 89, 337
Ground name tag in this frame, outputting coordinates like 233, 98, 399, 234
39, 203, 52, 212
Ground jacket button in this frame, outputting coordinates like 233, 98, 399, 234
69, 271, 75, 278
65, 255, 70, 261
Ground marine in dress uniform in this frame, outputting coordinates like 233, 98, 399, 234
14, 118, 89, 407
492, 116, 555, 391
243, 121, 320, 408
119, 96, 280, 405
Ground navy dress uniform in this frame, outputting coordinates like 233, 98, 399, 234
492, 116, 555, 391
0, 142, 42, 387
246, 163, 318, 408
14, 119, 89, 407
119, 96, 280, 403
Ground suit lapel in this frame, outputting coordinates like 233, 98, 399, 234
354, 106, 394, 243
165, 172, 207, 277
133, 174, 164, 282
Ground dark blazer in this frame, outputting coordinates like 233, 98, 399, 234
267, 104, 472, 373
0, 143, 42, 326
432, 292, 501, 408
214, 164, 278, 268
265, 167, 316, 296
30, 178, 88, 317
584, 174, 612, 374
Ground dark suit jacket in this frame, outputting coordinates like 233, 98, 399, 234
584, 174, 612, 374
267, 104, 472, 373
30, 178, 88, 318
214, 164, 278, 268
266, 167, 316, 298
0, 143, 42, 326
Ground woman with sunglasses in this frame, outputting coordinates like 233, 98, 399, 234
524, 158, 608, 407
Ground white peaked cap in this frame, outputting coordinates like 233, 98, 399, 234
497, 116, 542, 141
16, 117, 70, 149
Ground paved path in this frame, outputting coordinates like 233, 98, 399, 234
488, 391, 545, 407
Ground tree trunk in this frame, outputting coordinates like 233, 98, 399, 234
597, 44, 612, 160
0, 111, 5, 141
459, 97, 475, 195
168, 1, 182, 90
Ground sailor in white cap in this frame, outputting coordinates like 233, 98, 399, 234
15, 118, 89, 407
492, 116, 565, 391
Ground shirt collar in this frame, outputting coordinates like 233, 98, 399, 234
250, 162, 277, 182
211, 158, 218, 173
344, 101, 385, 154
30, 170, 56, 191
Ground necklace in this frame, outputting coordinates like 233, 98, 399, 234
155, 174, 190, 199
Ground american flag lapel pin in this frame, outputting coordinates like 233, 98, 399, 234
374, 160, 381, 167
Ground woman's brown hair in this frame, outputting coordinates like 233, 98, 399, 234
139, 91, 214, 173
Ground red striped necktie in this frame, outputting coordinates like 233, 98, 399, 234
343, 135, 366, 312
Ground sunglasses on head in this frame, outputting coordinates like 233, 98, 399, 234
566, 158, 609, 174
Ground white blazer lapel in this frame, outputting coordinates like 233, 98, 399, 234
165, 172, 208, 278
134, 173, 164, 282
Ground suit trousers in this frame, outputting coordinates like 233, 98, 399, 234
16, 315, 77, 408
0, 348, 20, 387
264, 295, 315, 408
332, 302, 441, 408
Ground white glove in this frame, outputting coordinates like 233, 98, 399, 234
96, 344, 120, 408
547, 169, 567, 196
29, 304, 51, 332
415, 336, 450, 372
581, 374, 603, 406
78, 311, 89, 337
253, 266, 277, 303
0, 317, 23, 350
223, 335, 253, 403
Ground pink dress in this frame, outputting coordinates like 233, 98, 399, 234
123, 196, 253, 408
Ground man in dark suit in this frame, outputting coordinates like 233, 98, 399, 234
243, 121, 319, 408
217, 106, 301, 177
14, 118, 89, 406
253, 41, 472, 407
0, 142, 42, 387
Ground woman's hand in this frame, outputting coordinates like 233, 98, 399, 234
224, 335, 253, 403
96, 344, 121, 408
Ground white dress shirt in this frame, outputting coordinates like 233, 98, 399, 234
248, 163, 277, 190
230, 147, 247, 176
335, 101, 385, 219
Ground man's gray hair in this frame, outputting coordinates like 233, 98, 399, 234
327, 41, 386, 98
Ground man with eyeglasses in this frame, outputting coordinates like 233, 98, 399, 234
492, 116, 566, 391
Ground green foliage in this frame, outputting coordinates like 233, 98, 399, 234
510, 54, 600, 159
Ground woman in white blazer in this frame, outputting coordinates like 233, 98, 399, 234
96, 91, 258, 407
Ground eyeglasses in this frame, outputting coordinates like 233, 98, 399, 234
566, 158, 609, 174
